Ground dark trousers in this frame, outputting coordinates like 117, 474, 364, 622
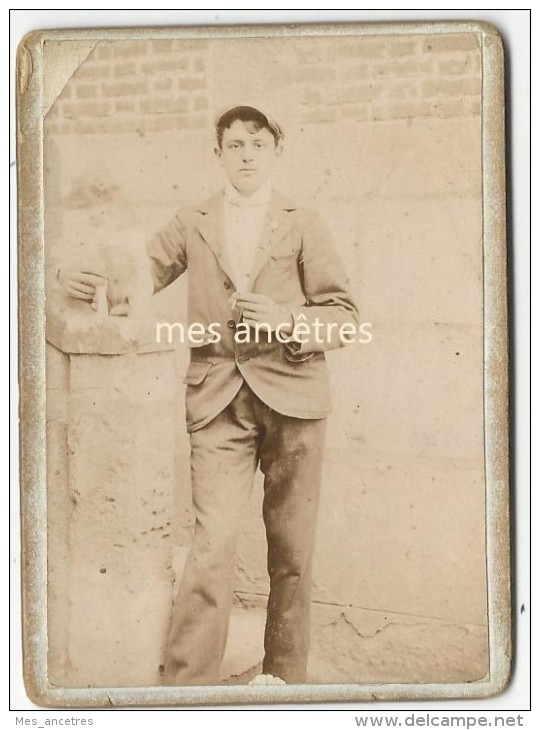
163, 382, 326, 685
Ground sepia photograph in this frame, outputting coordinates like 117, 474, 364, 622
16, 20, 510, 706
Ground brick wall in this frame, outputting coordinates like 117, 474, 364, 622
45, 39, 211, 136
44, 33, 481, 136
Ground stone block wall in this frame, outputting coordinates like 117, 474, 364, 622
46, 310, 182, 687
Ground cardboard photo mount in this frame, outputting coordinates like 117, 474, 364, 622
17, 20, 510, 707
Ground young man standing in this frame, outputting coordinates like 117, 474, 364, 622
59, 105, 359, 686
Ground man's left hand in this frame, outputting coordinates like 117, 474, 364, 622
232, 292, 293, 334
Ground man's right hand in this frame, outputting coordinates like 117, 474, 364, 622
57, 269, 107, 301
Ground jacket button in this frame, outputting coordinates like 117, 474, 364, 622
227, 319, 235, 328
237, 355, 248, 364
224, 280, 232, 290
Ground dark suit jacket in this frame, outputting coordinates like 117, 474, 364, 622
147, 190, 359, 432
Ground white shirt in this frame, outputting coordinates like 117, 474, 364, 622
223, 180, 272, 292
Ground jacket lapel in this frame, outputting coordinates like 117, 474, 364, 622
195, 191, 297, 287
195, 194, 236, 284
249, 193, 297, 286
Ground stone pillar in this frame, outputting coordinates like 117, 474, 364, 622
46, 303, 180, 687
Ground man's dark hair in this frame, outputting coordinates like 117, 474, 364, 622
215, 106, 282, 149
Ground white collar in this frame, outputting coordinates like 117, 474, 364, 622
223, 180, 273, 208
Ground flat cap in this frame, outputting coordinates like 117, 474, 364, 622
214, 105, 283, 140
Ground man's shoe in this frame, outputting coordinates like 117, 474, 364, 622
248, 673, 286, 685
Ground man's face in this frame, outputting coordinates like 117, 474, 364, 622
215, 119, 281, 196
